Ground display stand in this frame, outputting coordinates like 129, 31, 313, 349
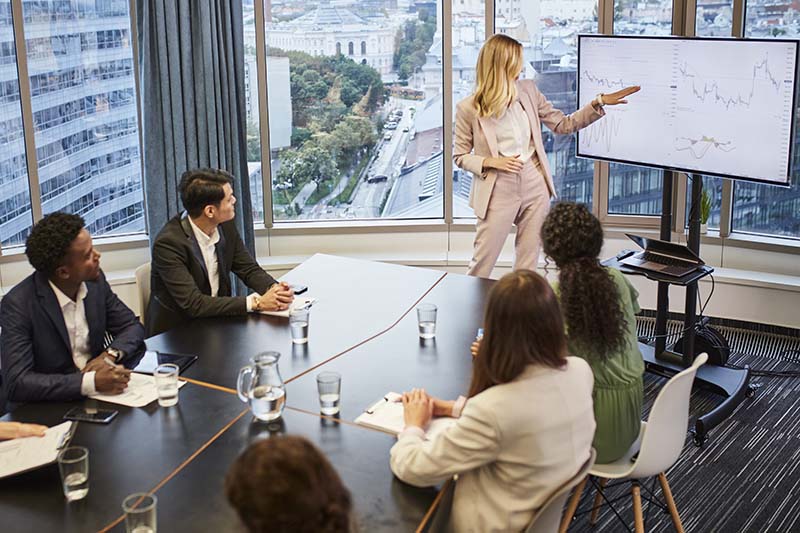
605, 172, 752, 445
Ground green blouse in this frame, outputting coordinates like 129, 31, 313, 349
556, 267, 645, 463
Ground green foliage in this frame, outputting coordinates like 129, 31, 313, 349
700, 189, 712, 224
276, 142, 338, 191
291, 127, 312, 147
246, 122, 261, 162
393, 15, 436, 81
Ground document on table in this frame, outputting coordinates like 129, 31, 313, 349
251, 295, 317, 318
89, 372, 187, 407
0, 421, 75, 479
355, 392, 456, 439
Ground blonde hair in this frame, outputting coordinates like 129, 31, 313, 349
473, 34, 524, 118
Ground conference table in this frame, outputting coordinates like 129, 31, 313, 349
0, 254, 492, 532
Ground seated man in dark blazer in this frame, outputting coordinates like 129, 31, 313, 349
0, 213, 145, 407
146, 168, 293, 336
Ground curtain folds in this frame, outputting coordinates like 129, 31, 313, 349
136, 0, 255, 262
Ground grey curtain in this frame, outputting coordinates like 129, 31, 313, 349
136, 0, 255, 258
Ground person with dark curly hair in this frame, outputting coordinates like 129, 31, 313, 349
541, 201, 644, 463
0, 213, 145, 409
226, 435, 353, 533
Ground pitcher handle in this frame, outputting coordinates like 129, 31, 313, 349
236, 365, 254, 403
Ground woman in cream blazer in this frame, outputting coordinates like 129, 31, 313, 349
390, 270, 596, 532
455, 34, 639, 278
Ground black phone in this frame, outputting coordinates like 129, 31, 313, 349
63, 407, 118, 424
292, 284, 308, 295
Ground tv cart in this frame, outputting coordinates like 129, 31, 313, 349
604, 172, 752, 446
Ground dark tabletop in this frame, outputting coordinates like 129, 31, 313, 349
114, 407, 439, 532
2, 256, 494, 533
145, 254, 447, 390
0, 384, 245, 533
285, 273, 494, 422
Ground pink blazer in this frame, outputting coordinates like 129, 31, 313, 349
454, 79, 605, 219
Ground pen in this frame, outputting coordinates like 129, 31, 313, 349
476, 328, 484, 340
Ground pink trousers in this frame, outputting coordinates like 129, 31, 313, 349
467, 157, 551, 278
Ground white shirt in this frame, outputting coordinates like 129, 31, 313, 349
494, 99, 536, 163
48, 281, 96, 396
188, 216, 221, 297
187, 217, 258, 311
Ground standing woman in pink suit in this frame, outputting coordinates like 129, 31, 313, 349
454, 34, 639, 277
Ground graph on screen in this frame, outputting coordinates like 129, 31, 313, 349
577, 36, 798, 186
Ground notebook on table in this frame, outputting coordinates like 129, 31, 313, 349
355, 392, 456, 439
0, 421, 75, 479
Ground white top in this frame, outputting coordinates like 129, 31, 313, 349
188, 217, 221, 298
390, 357, 596, 532
495, 99, 536, 163
48, 281, 96, 396
187, 217, 257, 311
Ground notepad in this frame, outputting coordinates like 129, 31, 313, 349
0, 421, 75, 479
90, 372, 187, 408
251, 296, 317, 318
355, 392, 456, 439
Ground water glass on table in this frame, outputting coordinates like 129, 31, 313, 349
154, 363, 179, 407
317, 371, 342, 415
289, 307, 310, 344
57, 446, 89, 501
122, 492, 157, 533
417, 303, 437, 339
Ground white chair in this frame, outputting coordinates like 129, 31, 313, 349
526, 448, 596, 533
560, 353, 708, 533
134, 262, 151, 324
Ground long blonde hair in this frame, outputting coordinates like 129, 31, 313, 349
473, 34, 523, 118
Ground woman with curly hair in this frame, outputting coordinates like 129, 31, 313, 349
541, 201, 644, 463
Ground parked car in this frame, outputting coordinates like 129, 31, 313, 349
383, 132, 392, 141
402, 127, 409, 133
367, 174, 388, 184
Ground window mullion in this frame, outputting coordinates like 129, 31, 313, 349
255, 0, 273, 228
10, 0, 42, 224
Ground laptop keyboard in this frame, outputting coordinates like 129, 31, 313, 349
642, 251, 693, 267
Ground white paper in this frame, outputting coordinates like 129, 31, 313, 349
89, 372, 187, 408
355, 392, 455, 439
251, 295, 316, 318
0, 421, 74, 479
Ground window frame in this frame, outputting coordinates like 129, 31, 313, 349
0, 0, 148, 255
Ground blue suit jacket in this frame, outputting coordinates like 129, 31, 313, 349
0, 270, 145, 406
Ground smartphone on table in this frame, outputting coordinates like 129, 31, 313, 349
63, 407, 118, 424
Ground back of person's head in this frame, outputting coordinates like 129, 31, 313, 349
25, 212, 85, 277
541, 201, 627, 360
225, 435, 352, 533
474, 34, 523, 118
179, 168, 234, 218
469, 270, 567, 397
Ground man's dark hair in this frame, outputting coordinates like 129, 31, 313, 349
25, 212, 86, 276
226, 436, 352, 533
179, 168, 235, 218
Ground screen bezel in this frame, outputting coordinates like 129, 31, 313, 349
576, 34, 798, 188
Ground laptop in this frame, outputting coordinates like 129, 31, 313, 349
133, 350, 198, 375
619, 234, 704, 278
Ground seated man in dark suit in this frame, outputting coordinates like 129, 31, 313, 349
146, 168, 293, 336
0, 213, 145, 407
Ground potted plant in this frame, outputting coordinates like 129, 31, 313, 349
700, 189, 712, 234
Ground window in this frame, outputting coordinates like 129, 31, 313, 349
243, 5, 264, 222
265, 0, 443, 222
0, 0, 33, 246
21, 0, 145, 238
608, 0, 673, 216
452, 0, 486, 217
736, 0, 800, 238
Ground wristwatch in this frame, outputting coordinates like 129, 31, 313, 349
595, 93, 606, 107
106, 347, 123, 362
